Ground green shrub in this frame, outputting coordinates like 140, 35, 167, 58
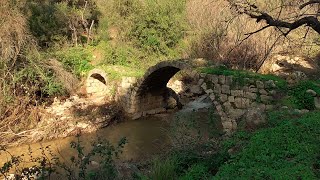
53, 46, 93, 78
215, 111, 320, 179
288, 81, 320, 110
128, 0, 187, 55
179, 164, 211, 180
150, 157, 177, 180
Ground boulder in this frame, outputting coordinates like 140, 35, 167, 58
245, 107, 267, 128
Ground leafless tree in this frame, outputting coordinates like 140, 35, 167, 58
228, 0, 320, 36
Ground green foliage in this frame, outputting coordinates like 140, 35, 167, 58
150, 157, 177, 180
128, 0, 187, 55
179, 164, 211, 180
53, 46, 93, 78
215, 111, 320, 179
288, 81, 320, 110
200, 66, 287, 90
26, 0, 100, 48
97, 41, 142, 66
27, 1, 68, 47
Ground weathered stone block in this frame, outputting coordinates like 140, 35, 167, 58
228, 96, 235, 103
221, 120, 233, 130
209, 94, 215, 101
132, 112, 143, 120
216, 104, 223, 112
221, 85, 231, 94
201, 83, 207, 91
265, 80, 276, 88
190, 85, 203, 94
223, 101, 232, 109
225, 76, 233, 85
198, 79, 204, 86
207, 74, 218, 84
306, 89, 317, 96
219, 75, 226, 84
220, 94, 228, 102
256, 81, 264, 89
244, 92, 257, 100
315, 97, 320, 109
234, 97, 250, 109
259, 89, 268, 95
248, 85, 258, 93
260, 95, 272, 103
228, 108, 245, 119
214, 84, 221, 94
231, 90, 244, 97
205, 89, 214, 94
242, 86, 249, 92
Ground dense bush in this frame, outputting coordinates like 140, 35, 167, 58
128, 0, 186, 55
288, 81, 320, 110
53, 46, 93, 78
26, 0, 100, 48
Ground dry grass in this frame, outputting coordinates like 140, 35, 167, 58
185, 0, 320, 71
48, 59, 80, 94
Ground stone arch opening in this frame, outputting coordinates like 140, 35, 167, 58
90, 73, 107, 85
117, 59, 208, 118
86, 69, 108, 97
134, 66, 182, 115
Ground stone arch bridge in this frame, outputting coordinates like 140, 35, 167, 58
117, 59, 206, 119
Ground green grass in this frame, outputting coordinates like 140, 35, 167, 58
200, 66, 287, 89
97, 64, 145, 80
215, 111, 320, 179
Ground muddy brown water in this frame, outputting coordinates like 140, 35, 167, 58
0, 115, 172, 166
0, 104, 221, 173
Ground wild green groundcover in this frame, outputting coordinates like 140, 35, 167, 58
215, 111, 320, 179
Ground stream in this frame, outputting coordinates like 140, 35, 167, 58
0, 95, 217, 168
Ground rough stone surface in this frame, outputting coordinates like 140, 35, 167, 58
315, 97, 320, 109
225, 76, 233, 85
244, 92, 257, 100
306, 89, 317, 96
231, 90, 244, 97
260, 95, 272, 103
234, 97, 250, 109
256, 81, 264, 89
245, 107, 267, 128
214, 84, 222, 94
219, 75, 226, 84
190, 85, 203, 94
220, 94, 228, 102
221, 85, 231, 94
228, 96, 235, 103
259, 89, 268, 95
265, 80, 276, 88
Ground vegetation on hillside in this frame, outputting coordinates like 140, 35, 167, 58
1, 0, 320, 179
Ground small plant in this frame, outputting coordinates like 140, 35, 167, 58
288, 81, 320, 110
53, 46, 94, 78
0, 135, 127, 179
150, 157, 177, 180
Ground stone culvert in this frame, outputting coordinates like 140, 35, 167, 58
86, 69, 108, 97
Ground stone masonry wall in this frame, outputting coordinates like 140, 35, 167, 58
199, 73, 278, 135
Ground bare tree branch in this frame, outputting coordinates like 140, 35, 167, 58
228, 1, 320, 35
300, 0, 320, 9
